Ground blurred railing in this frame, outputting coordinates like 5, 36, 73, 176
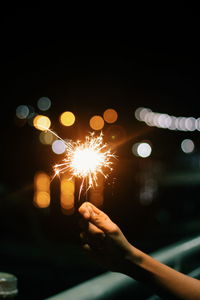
45, 235, 200, 300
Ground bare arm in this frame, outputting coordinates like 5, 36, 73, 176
79, 202, 200, 300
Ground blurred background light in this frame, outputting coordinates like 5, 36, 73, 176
33, 115, 51, 131
132, 143, 140, 156
34, 172, 51, 208
134, 107, 151, 121
37, 97, 51, 111
137, 143, 152, 158
89, 115, 104, 130
181, 139, 195, 153
34, 191, 50, 208
16, 105, 29, 119
60, 111, 75, 126
39, 131, 54, 145
52, 140, 66, 154
60, 175, 75, 215
132, 142, 152, 158
135, 107, 200, 132
185, 117, 196, 131
103, 108, 118, 124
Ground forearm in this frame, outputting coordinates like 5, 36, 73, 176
123, 245, 200, 300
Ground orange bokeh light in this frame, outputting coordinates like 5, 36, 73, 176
34, 172, 50, 208
103, 108, 118, 124
34, 191, 50, 208
89, 115, 104, 130
60, 175, 75, 214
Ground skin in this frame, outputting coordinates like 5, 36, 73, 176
79, 202, 200, 300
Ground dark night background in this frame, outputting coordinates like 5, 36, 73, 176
0, 7, 200, 299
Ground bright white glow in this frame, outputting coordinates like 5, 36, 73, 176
181, 139, 194, 153
16, 105, 29, 119
71, 148, 105, 176
53, 132, 115, 189
52, 140, 66, 154
137, 143, 152, 158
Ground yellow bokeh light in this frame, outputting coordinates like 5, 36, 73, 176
60, 111, 75, 126
34, 172, 51, 208
33, 115, 51, 131
60, 175, 75, 214
89, 115, 104, 130
61, 178, 75, 195
103, 108, 118, 124
34, 191, 50, 208
39, 131, 54, 145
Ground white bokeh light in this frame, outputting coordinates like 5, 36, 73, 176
52, 140, 66, 154
137, 143, 152, 158
16, 105, 29, 119
181, 139, 195, 153
37, 97, 51, 111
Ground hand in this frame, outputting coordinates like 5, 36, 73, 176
78, 202, 132, 272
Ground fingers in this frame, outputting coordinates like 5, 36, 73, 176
79, 202, 118, 234
80, 229, 105, 251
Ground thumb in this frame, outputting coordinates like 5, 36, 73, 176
79, 202, 117, 234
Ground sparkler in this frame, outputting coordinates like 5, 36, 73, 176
53, 131, 115, 201
39, 125, 116, 203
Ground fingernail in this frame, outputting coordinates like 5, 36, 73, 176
86, 204, 94, 217
83, 211, 90, 219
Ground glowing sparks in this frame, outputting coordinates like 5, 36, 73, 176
53, 132, 115, 191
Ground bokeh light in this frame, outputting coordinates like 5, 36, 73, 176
103, 108, 118, 124
34, 192, 50, 208
16, 105, 29, 119
135, 107, 200, 132
132, 142, 152, 158
33, 115, 51, 131
60, 111, 75, 126
52, 140, 66, 154
34, 172, 51, 208
181, 139, 195, 153
39, 131, 54, 145
137, 143, 152, 158
60, 175, 75, 215
37, 97, 51, 111
89, 115, 104, 130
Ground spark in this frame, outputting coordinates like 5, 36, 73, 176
37, 124, 116, 198
53, 132, 115, 193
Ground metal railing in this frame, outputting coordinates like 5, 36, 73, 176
45, 235, 200, 300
